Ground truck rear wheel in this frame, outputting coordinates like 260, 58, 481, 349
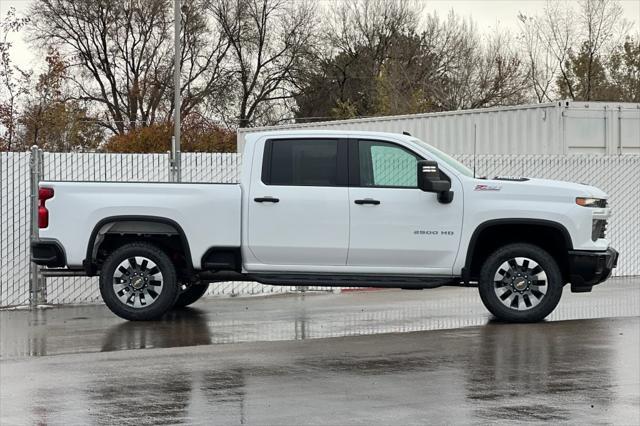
99, 242, 179, 321
478, 243, 563, 323
174, 283, 210, 308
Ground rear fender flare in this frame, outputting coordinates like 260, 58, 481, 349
84, 215, 192, 275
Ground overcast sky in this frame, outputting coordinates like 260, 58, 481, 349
2, 0, 639, 70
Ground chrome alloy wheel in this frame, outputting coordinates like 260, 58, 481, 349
493, 257, 547, 311
113, 256, 164, 308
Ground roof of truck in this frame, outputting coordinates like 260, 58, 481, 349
245, 129, 413, 142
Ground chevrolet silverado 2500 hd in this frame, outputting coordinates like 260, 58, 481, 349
32, 131, 618, 322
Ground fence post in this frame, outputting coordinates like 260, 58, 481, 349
38, 149, 46, 303
176, 149, 181, 182
29, 146, 43, 307
167, 149, 174, 182
168, 145, 182, 182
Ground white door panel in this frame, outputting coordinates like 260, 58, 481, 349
248, 184, 349, 265
348, 188, 462, 269
246, 137, 349, 267
347, 139, 463, 272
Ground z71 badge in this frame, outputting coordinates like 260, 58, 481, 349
474, 184, 501, 191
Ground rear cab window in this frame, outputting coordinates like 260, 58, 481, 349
262, 138, 347, 186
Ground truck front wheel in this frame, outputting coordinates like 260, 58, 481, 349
478, 243, 563, 323
100, 242, 179, 321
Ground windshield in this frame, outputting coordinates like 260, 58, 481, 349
410, 137, 474, 178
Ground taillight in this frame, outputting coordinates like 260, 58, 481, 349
38, 187, 54, 228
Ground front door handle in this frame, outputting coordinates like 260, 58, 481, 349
254, 196, 280, 203
354, 198, 381, 205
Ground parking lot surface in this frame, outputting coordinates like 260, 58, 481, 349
1, 277, 639, 424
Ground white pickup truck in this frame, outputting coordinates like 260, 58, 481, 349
32, 130, 618, 322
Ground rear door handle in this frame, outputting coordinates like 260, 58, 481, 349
354, 198, 380, 205
254, 196, 280, 203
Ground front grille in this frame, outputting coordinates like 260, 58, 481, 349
592, 219, 607, 241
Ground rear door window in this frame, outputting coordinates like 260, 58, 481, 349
263, 139, 346, 186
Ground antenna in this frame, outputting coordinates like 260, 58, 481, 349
473, 123, 477, 178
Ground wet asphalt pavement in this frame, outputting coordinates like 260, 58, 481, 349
1, 277, 639, 425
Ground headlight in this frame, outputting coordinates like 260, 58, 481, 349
576, 197, 607, 208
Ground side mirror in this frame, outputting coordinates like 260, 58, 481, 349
417, 160, 451, 192
417, 160, 454, 204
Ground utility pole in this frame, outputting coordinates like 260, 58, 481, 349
172, 0, 182, 182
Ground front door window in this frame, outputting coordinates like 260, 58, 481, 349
358, 140, 419, 188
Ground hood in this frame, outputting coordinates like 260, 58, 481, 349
522, 178, 607, 199
476, 176, 608, 199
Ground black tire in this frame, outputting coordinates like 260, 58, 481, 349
100, 242, 179, 321
478, 243, 563, 323
174, 283, 210, 308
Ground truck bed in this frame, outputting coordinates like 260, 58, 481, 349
39, 181, 242, 269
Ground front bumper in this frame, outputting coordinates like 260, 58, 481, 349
568, 247, 618, 292
31, 240, 67, 267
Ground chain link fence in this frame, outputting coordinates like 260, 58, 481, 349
1, 153, 32, 306
1, 151, 639, 307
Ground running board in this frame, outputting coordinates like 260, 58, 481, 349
41, 268, 87, 277
251, 273, 460, 289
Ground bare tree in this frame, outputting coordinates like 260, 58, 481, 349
0, 7, 31, 150
577, 0, 630, 100
17, 49, 104, 152
296, 7, 529, 120
371, 11, 495, 114
293, 0, 424, 119
210, 0, 317, 127
608, 36, 640, 102
433, 25, 527, 110
534, 1, 577, 100
518, 13, 560, 102
172, 1, 233, 121
327, 0, 421, 74
29, 0, 230, 134
519, 0, 631, 102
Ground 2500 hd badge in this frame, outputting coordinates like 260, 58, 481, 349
414, 230, 455, 236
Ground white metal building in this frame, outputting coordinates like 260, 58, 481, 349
237, 101, 640, 155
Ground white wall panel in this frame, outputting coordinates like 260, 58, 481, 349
238, 101, 640, 156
